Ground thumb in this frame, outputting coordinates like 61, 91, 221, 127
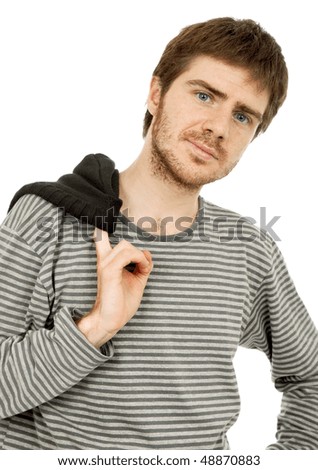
142, 250, 153, 274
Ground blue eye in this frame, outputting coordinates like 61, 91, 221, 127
234, 112, 250, 125
196, 92, 210, 102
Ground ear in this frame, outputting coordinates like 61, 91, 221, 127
147, 76, 162, 116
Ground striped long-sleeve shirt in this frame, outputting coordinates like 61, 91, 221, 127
0, 193, 317, 449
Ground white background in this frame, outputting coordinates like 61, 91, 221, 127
0, 0, 317, 451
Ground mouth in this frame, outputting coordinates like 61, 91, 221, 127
186, 139, 219, 161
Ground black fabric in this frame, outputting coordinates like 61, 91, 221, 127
8, 154, 122, 233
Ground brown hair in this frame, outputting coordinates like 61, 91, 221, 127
143, 17, 288, 138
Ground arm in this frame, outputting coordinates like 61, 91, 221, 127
240, 237, 318, 449
0, 212, 152, 419
0, 223, 111, 419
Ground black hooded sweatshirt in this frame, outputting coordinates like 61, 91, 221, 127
8, 153, 122, 233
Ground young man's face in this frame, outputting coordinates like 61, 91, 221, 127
147, 55, 269, 191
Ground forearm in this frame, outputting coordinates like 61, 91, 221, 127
76, 307, 119, 349
266, 376, 318, 449
0, 306, 113, 419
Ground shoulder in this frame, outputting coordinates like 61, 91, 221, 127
202, 198, 276, 267
4, 194, 61, 230
2, 194, 64, 257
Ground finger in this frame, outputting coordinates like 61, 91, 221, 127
142, 250, 153, 268
94, 228, 113, 259
136, 250, 153, 276
106, 247, 152, 275
124, 251, 153, 274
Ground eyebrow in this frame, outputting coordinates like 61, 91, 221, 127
186, 79, 264, 123
187, 79, 228, 100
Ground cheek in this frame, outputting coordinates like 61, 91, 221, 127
232, 128, 255, 152
225, 135, 250, 163
167, 104, 188, 125
163, 95, 199, 129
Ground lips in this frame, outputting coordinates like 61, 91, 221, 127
186, 139, 219, 161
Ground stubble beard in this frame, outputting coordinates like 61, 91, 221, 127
150, 106, 238, 193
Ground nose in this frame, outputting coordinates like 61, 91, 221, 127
202, 111, 230, 140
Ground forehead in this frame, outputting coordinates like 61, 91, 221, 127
179, 55, 256, 85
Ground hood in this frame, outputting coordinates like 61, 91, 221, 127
8, 153, 123, 233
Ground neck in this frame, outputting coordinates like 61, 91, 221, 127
119, 147, 201, 236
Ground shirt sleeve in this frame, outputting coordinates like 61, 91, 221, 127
240, 236, 318, 449
0, 222, 114, 420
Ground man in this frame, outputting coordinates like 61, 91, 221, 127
0, 17, 317, 450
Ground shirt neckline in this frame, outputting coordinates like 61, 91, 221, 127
117, 196, 205, 242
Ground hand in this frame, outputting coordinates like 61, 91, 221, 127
76, 228, 153, 348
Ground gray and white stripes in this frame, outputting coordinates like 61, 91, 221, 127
0, 194, 317, 449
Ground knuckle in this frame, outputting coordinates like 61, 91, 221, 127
118, 239, 132, 248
